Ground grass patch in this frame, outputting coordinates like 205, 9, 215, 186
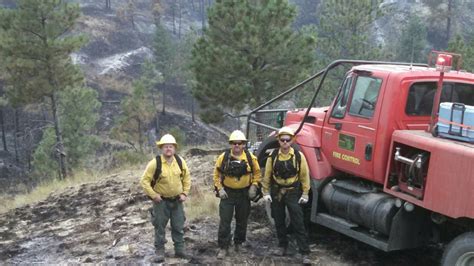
185, 185, 219, 221
0, 146, 214, 216
0, 168, 107, 214
112, 150, 152, 167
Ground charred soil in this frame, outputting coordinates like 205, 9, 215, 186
0, 152, 442, 265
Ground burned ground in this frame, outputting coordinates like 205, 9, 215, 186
0, 153, 442, 265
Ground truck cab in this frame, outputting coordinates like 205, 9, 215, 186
250, 59, 474, 266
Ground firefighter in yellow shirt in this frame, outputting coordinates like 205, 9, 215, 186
262, 127, 311, 264
140, 134, 191, 263
213, 130, 261, 259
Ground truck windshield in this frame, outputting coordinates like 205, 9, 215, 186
405, 82, 474, 116
348, 76, 383, 118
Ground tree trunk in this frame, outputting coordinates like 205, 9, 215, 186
200, 0, 205, 31
25, 119, 32, 171
191, 97, 195, 123
138, 118, 143, 152
446, 0, 453, 48
0, 108, 7, 152
172, 1, 176, 34
13, 108, 19, 163
106, 0, 111, 9
50, 93, 67, 179
151, 86, 159, 133
178, 0, 182, 39
162, 84, 166, 114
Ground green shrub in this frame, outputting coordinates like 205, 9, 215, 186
113, 150, 149, 166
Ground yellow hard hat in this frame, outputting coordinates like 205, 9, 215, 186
228, 130, 247, 143
156, 134, 178, 148
277, 126, 295, 138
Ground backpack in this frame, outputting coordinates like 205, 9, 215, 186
218, 149, 255, 181
151, 154, 184, 188
270, 149, 302, 182
215, 149, 262, 201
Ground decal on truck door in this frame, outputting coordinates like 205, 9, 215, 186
332, 151, 361, 165
338, 133, 355, 151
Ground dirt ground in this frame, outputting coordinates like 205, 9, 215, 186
0, 153, 443, 265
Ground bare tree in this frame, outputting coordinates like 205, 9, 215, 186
0, 108, 7, 152
178, 0, 183, 39
171, 0, 177, 34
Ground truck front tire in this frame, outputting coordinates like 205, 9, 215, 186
441, 232, 474, 266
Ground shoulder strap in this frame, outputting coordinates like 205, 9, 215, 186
294, 150, 302, 175
271, 149, 279, 165
151, 155, 162, 187
244, 149, 255, 186
244, 149, 254, 174
219, 150, 231, 184
220, 149, 231, 173
174, 154, 184, 178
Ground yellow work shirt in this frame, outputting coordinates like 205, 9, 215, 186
262, 147, 310, 196
213, 150, 261, 190
140, 155, 191, 199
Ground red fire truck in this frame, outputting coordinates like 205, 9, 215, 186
247, 52, 474, 265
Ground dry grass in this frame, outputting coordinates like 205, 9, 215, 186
185, 185, 219, 221
0, 147, 217, 220
76, 15, 118, 38
0, 169, 108, 214
92, 74, 133, 94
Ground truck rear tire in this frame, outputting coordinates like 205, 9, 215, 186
441, 232, 474, 266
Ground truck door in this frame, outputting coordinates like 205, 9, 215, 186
322, 72, 384, 182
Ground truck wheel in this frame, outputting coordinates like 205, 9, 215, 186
441, 232, 474, 266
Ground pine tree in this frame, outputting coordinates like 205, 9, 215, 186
153, 24, 178, 114
112, 80, 155, 152
317, 0, 383, 61
140, 59, 162, 132
179, 30, 199, 122
33, 87, 101, 178
0, 0, 87, 179
447, 35, 474, 72
117, 0, 137, 28
395, 15, 428, 63
423, 0, 456, 49
191, 0, 316, 123
58, 87, 101, 168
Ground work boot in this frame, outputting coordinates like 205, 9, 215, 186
274, 247, 287, 256
217, 248, 228, 259
234, 244, 241, 253
175, 250, 190, 260
153, 248, 165, 263
295, 253, 312, 264
302, 254, 312, 265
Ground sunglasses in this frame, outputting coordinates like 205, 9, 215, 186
279, 138, 292, 143
231, 142, 244, 146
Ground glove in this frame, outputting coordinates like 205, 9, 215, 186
219, 188, 228, 199
248, 185, 258, 199
298, 195, 309, 204
263, 194, 272, 203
